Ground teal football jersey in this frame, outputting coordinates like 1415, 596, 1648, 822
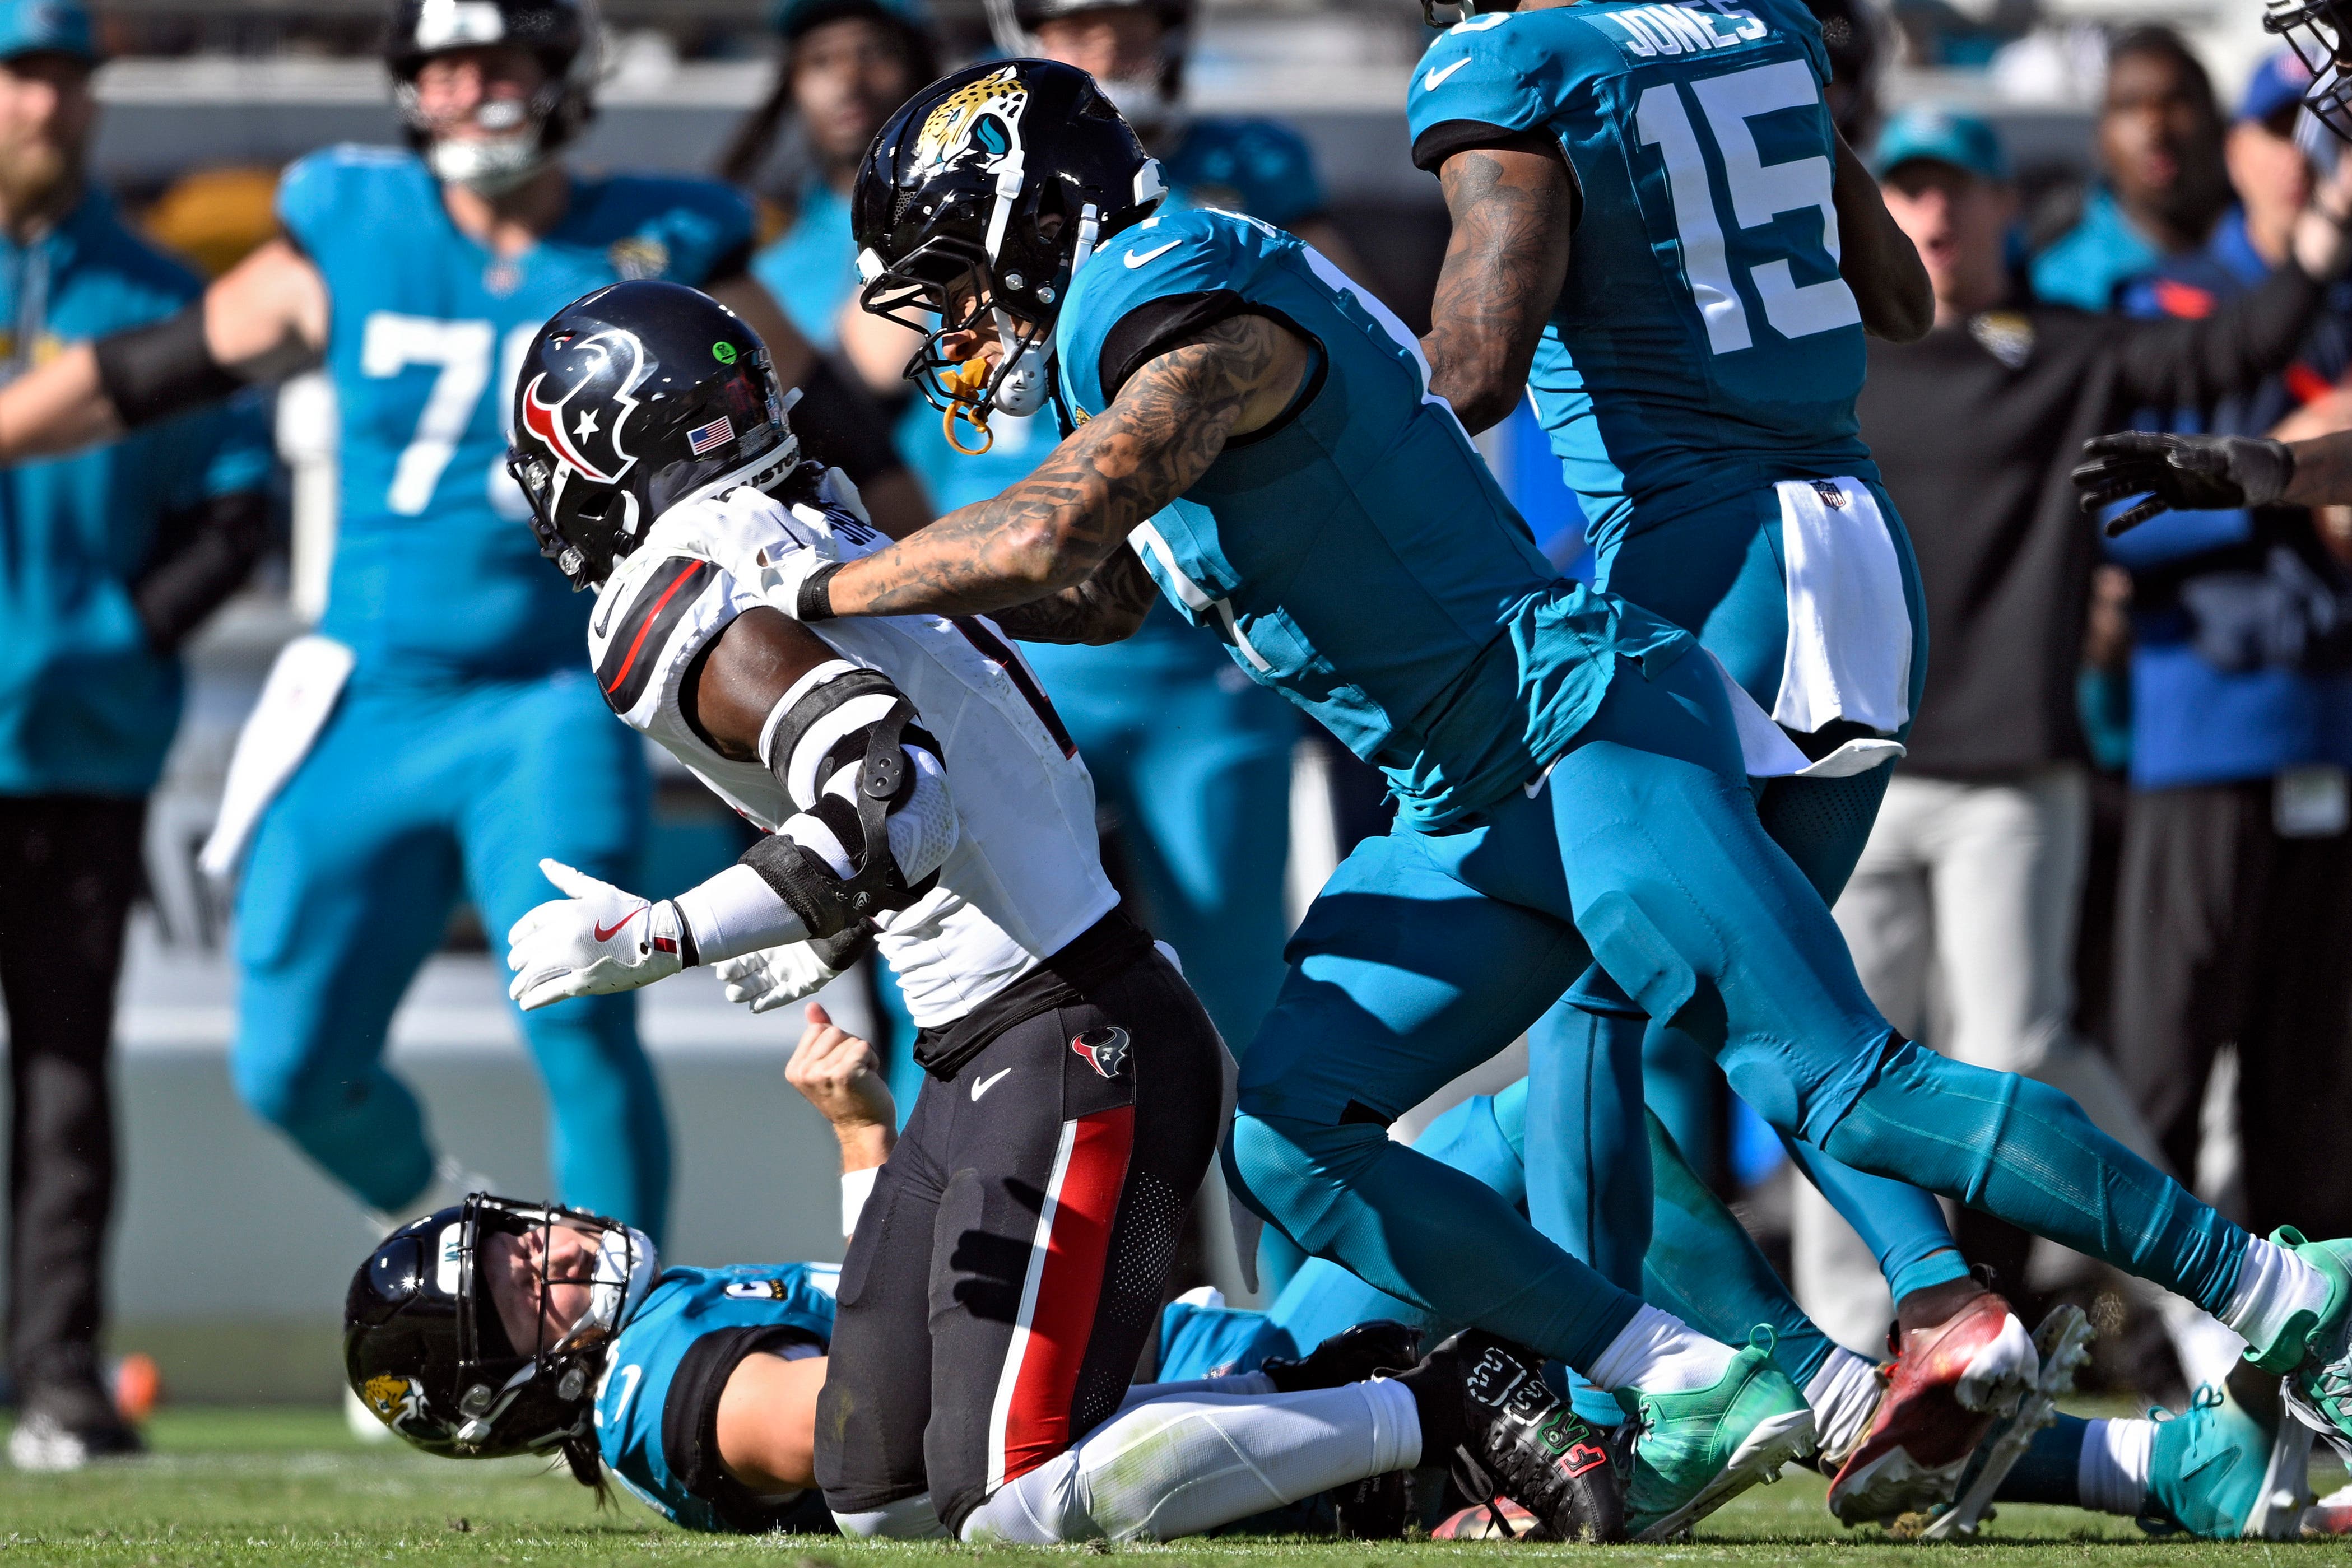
1056, 206, 1691, 827
594, 1262, 837, 1532
277, 147, 754, 682
1406, 0, 1876, 551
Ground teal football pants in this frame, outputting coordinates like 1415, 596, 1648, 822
1531, 485, 1965, 1307
1226, 648, 2251, 1370
231, 671, 671, 1237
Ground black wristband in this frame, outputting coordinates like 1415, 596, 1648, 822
91, 303, 244, 430
798, 561, 844, 622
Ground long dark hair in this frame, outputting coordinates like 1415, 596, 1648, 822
714, 3, 941, 193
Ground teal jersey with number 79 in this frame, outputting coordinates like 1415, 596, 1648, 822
1406, 0, 1875, 555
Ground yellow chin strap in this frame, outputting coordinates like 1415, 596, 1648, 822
942, 356, 996, 455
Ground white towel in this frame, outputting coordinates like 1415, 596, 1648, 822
1773, 476, 1912, 736
1712, 652, 1906, 780
198, 634, 355, 883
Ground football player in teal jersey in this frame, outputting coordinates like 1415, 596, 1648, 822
1396, 0, 2040, 1513
801, 59, 2352, 1536
0, 0, 923, 1241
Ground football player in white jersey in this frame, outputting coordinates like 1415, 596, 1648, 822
494, 279, 1629, 1543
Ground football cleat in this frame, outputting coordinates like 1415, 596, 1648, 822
1827, 1291, 2038, 1525
1327, 1469, 1411, 1539
1262, 1319, 1420, 1393
1616, 1338, 1816, 1541
1921, 1304, 2095, 1539
2255, 1230, 2352, 1457
1419, 1329, 1624, 1542
2137, 1383, 2279, 1538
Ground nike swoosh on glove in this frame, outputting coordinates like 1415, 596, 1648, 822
2074, 431, 2294, 535
715, 922, 877, 1013
506, 858, 685, 1011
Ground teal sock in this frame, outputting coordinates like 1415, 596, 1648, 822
1992, 1413, 2090, 1507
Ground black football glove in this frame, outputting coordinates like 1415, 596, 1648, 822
2072, 431, 2295, 536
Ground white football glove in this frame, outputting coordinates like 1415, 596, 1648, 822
507, 859, 686, 1011
713, 922, 878, 1014
819, 466, 874, 527
715, 944, 838, 1013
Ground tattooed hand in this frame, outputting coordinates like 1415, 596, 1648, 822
821, 311, 1312, 624
1423, 136, 1574, 436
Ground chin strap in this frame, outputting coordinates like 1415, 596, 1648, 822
943, 357, 996, 455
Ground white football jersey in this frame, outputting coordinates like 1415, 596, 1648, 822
588, 479, 1117, 1027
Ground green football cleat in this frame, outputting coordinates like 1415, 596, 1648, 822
2249, 1230, 2352, 1450
2139, 1385, 2272, 1538
1614, 1341, 1817, 1542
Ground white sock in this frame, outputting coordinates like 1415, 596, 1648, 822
1587, 1303, 1737, 1396
2218, 1235, 2328, 1357
960, 1380, 1421, 1544
2156, 1295, 2247, 1392
2077, 1418, 2155, 1516
1804, 1346, 1884, 1462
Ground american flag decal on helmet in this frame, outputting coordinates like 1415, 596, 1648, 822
686, 416, 734, 456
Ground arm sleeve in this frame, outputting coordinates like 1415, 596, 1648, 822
131, 488, 270, 653
2109, 263, 2329, 411
1097, 290, 1256, 403
660, 1325, 828, 1534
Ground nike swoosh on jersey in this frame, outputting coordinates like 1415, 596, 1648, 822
1423, 57, 1471, 90
970, 1067, 1014, 1101
1126, 241, 1181, 268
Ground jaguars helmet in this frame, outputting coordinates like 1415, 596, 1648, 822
343, 1194, 654, 1463
852, 60, 1165, 439
2267, 0, 2352, 141
507, 279, 800, 590
384, 0, 603, 195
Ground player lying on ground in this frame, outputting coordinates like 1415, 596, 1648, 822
1155, 1079, 2331, 1541
489, 278, 1620, 1542
339, 1006, 1611, 1541
794, 58, 2352, 1536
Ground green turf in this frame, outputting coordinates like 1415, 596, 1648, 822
0, 1408, 2344, 1566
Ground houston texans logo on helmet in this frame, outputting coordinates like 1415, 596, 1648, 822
518, 326, 647, 486
1071, 1026, 1131, 1079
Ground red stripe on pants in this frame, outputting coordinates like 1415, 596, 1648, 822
997, 1105, 1136, 1484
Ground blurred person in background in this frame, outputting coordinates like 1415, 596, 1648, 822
2032, 27, 2234, 311
0, 0, 918, 1259
1801, 104, 2352, 1379
0, 0, 274, 1468
2070, 52, 2352, 1253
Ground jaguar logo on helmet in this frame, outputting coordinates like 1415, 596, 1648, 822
362, 1372, 432, 1432
518, 327, 646, 486
913, 64, 1029, 175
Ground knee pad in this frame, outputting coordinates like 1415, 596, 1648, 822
832, 1492, 949, 1539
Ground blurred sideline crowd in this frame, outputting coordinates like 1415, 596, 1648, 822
2, 0, 2351, 1468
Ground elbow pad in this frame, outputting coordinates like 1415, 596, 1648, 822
737, 660, 957, 937
91, 303, 244, 430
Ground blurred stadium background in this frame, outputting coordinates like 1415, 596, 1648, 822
0, 0, 2277, 1408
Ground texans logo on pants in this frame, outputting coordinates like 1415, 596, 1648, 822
1071, 1026, 1130, 1079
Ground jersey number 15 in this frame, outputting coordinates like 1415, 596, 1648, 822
1635, 59, 1860, 356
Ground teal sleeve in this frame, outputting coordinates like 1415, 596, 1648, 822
1406, 13, 1569, 148
1057, 210, 1253, 414
273, 147, 356, 262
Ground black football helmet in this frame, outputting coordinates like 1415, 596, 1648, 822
344, 1194, 651, 1459
2268, 0, 2352, 141
384, 0, 602, 194
507, 279, 798, 589
852, 60, 1165, 442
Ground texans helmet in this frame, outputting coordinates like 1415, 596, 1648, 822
507, 279, 799, 589
384, 0, 602, 194
344, 1194, 650, 1462
852, 59, 1165, 435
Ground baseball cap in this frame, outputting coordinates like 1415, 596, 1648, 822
2238, 50, 2313, 125
1870, 106, 2010, 183
0, 0, 96, 64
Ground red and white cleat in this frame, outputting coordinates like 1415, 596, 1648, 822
1826, 1292, 2039, 1525
1431, 1496, 1542, 1539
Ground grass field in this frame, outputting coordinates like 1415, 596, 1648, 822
3, 1408, 2350, 1567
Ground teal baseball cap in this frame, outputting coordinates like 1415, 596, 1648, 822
0, 0, 97, 64
1870, 106, 2010, 183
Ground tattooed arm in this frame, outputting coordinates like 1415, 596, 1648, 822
1831, 134, 1932, 343
817, 312, 1312, 638
1421, 136, 1574, 436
